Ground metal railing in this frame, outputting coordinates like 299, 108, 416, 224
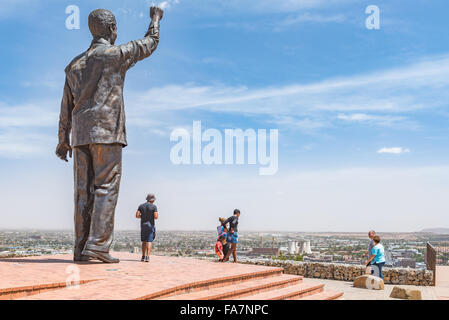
426, 242, 436, 286
435, 243, 449, 266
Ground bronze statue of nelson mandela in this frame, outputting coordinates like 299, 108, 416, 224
56, 7, 163, 263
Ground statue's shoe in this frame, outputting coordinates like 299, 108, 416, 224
73, 255, 90, 262
81, 249, 120, 263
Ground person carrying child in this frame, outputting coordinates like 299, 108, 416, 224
217, 217, 226, 237
222, 209, 240, 263
215, 235, 225, 261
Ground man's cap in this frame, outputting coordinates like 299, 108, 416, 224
146, 193, 156, 201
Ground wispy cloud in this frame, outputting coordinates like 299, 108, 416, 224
203, 0, 355, 14
337, 113, 412, 127
377, 147, 410, 155
278, 12, 346, 29
268, 115, 327, 133
128, 54, 449, 125
0, 102, 58, 128
2, 54, 449, 157
0, 130, 53, 158
0, 101, 58, 158
155, 0, 180, 10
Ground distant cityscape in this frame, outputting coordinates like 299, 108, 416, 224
1, 230, 448, 269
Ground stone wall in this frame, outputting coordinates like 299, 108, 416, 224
240, 259, 434, 286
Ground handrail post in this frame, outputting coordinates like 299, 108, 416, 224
426, 242, 436, 286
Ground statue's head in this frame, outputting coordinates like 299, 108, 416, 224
88, 9, 117, 45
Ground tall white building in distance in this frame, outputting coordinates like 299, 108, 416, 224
288, 240, 312, 255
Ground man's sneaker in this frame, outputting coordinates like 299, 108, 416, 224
141, 256, 145, 262
144, 256, 150, 262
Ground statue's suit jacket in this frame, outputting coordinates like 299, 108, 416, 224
58, 20, 160, 148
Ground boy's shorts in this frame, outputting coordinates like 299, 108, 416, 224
231, 232, 238, 244
141, 223, 155, 242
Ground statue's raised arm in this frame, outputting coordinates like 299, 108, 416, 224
119, 6, 164, 71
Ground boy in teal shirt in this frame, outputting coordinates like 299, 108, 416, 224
366, 235, 386, 279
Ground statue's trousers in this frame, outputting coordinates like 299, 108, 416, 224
73, 143, 122, 256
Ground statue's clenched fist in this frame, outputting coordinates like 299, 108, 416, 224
56, 142, 72, 162
150, 6, 163, 21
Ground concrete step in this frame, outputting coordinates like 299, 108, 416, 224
236, 282, 325, 300
3, 253, 343, 301
18, 266, 285, 300
161, 274, 302, 300
1, 253, 287, 300
0, 279, 100, 300
296, 290, 344, 300
150, 267, 286, 300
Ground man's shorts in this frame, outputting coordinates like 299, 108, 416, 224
141, 223, 155, 242
231, 232, 238, 244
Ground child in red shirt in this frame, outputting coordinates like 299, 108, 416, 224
215, 236, 225, 261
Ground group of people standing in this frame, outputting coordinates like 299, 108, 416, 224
135, 198, 385, 279
364, 230, 386, 279
215, 209, 241, 263
135, 194, 241, 264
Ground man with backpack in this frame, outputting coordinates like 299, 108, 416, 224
222, 209, 240, 263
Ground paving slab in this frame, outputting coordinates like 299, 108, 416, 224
305, 278, 439, 300
0, 252, 282, 300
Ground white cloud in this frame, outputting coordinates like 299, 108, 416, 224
280, 13, 346, 27
207, 12, 348, 32
0, 130, 53, 158
377, 147, 410, 155
156, 0, 180, 10
269, 115, 327, 132
126, 54, 449, 133
0, 101, 58, 158
3, 54, 449, 158
6, 54, 449, 130
203, 0, 355, 14
337, 113, 411, 127
0, 102, 58, 128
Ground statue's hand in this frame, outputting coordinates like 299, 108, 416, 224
150, 6, 164, 21
56, 142, 72, 162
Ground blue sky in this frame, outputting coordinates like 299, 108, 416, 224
0, 0, 449, 232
